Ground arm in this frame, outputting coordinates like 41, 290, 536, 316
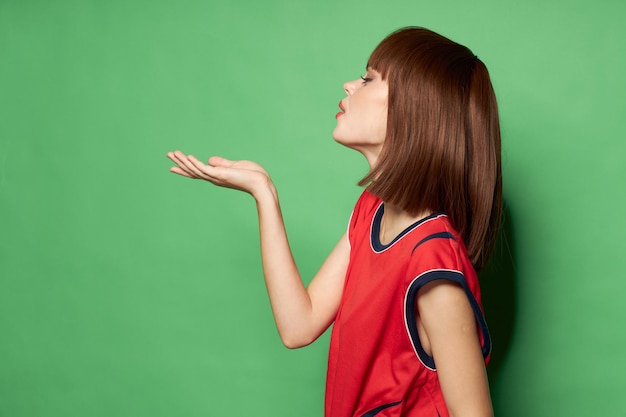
417, 281, 493, 417
166, 151, 349, 348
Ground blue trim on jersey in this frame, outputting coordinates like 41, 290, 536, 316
371, 204, 445, 252
361, 400, 403, 416
411, 232, 456, 254
405, 270, 492, 370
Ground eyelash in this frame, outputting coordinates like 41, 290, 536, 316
361, 76, 373, 84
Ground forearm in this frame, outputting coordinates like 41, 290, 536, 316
253, 184, 319, 348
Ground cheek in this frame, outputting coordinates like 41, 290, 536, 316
379, 113, 388, 136
373, 116, 387, 143
367, 106, 387, 138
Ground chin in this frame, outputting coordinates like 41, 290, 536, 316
332, 132, 351, 148
332, 128, 344, 144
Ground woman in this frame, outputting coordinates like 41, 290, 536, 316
167, 27, 501, 417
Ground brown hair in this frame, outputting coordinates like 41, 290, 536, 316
361, 27, 502, 270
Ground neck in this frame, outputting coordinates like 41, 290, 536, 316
378, 202, 432, 245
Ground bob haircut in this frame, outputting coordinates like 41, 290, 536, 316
361, 27, 502, 271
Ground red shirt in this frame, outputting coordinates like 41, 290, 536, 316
325, 191, 491, 417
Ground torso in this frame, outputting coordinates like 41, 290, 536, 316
324, 191, 490, 417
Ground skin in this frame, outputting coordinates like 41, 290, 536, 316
333, 69, 388, 166
167, 68, 493, 417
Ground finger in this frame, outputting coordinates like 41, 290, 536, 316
166, 151, 184, 167
167, 151, 192, 178
167, 150, 187, 163
188, 154, 224, 177
169, 166, 195, 178
186, 154, 223, 181
167, 151, 196, 177
168, 151, 231, 185
207, 156, 234, 167
187, 157, 234, 186
174, 151, 207, 179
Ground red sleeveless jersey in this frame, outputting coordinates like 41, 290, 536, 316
325, 191, 491, 417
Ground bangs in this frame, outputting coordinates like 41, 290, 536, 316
366, 41, 397, 80
367, 27, 469, 82
366, 26, 429, 80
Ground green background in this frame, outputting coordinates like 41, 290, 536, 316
1, 0, 625, 416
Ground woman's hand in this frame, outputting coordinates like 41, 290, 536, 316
166, 151, 274, 199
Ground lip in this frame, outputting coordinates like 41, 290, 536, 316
336, 101, 345, 119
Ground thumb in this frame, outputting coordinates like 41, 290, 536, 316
207, 156, 234, 167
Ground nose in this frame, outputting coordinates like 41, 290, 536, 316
343, 78, 360, 95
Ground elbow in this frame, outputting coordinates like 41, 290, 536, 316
279, 332, 315, 349
449, 412, 493, 417
448, 404, 493, 417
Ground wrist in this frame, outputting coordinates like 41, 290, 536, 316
251, 176, 278, 205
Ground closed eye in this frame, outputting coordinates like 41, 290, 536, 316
360, 76, 373, 84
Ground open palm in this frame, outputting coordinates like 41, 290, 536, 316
167, 151, 272, 196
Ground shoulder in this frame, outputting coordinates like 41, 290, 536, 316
406, 215, 471, 278
351, 190, 381, 218
405, 215, 485, 305
348, 190, 381, 233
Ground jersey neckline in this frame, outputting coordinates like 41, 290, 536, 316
370, 202, 446, 253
